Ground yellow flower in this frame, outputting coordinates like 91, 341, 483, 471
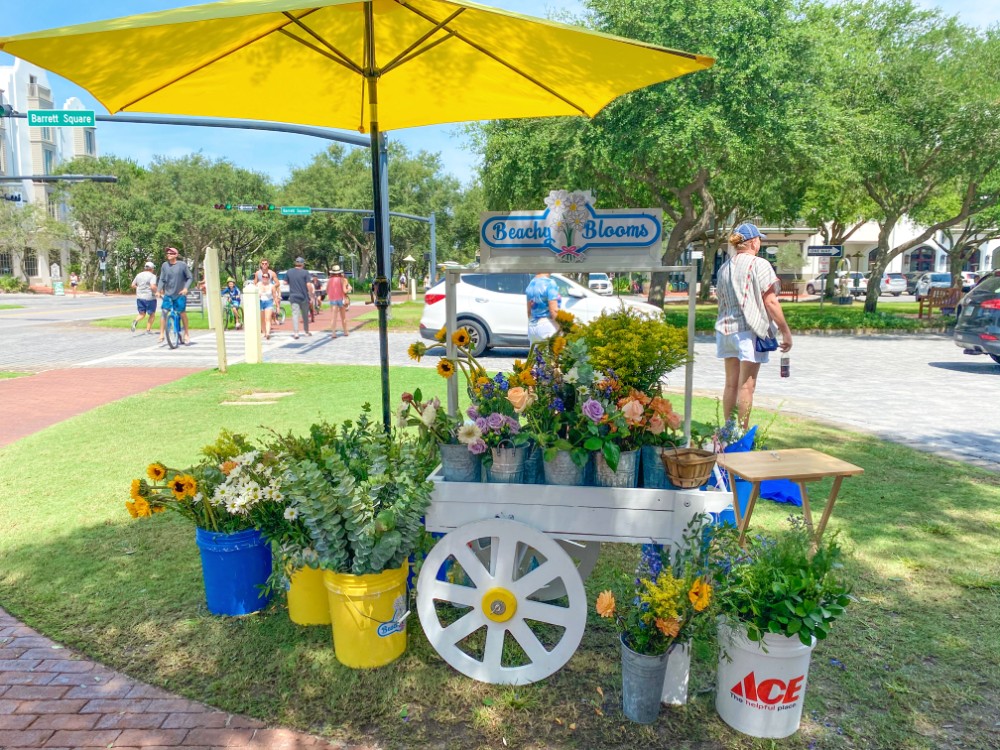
434, 326, 447, 343
181, 474, 198, 498
596, 590, 616, 618
146, 463, 167, 482
656, 617, 681, 638
519, 371, 536, 387
169, 475, 188, 500
476, 376, 490, 386
130, 479, 143, 502
552, 337, 567, 356
407, 341, 427, 362
151, 505, 166, 514
436, 358, 456, 379
134, 498, 152, 518
689, 579, 712, 612
555, 310, 575, 326
125, 501, 139, 519
452, 328, 471, 347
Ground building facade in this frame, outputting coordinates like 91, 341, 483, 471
0, 59, 98, 287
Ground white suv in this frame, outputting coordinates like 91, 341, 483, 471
587, 272, 613, 295
419, 272, 662, 356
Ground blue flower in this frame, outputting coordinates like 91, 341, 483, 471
550, 397, 565, 413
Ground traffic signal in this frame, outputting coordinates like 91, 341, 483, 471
257, 204, 276, 211
213, 203, 234, 210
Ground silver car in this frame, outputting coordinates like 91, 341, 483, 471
915, 272, 952, 301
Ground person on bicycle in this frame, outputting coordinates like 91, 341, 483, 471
221, 278, 243, 329
156, 247, 192, 345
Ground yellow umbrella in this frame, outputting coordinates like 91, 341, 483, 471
0, 0, 714, 425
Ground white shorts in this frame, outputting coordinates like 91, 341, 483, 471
716, 330, 769, 364
528, 317, 557, 345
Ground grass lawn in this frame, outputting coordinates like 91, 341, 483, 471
0, 303, 24, 310
1, 364, 997, 750
354, 300, 425, 332
664, 301, 947, 333
93, 304, 293, 330
0, 371, 29, 379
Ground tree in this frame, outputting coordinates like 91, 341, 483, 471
0, 201, 67, 282
835, 1, 1000, 312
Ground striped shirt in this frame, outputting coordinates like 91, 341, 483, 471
715, 253, 779, 338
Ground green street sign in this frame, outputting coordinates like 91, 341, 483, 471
27, 110, 95, 127
280, 206, 312, 216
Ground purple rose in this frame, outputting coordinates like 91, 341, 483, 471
467, 405, 479, 419
486, 412, 505, 431
469, 439, 487, 455
504, 415, 521, 434
475, 417, 488, 431
582, 398, 605, 422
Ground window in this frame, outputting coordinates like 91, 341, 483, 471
40, 127, 52, 141
23, 249, 38, 277
43, 149, 55, 175
0, 250, 12, 276
84, 129, 96, 155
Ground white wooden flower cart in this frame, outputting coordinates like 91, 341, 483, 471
415, 256, 709, 685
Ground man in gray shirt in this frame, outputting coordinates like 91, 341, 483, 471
286, 257, 314, 339
156, 247, 193, 345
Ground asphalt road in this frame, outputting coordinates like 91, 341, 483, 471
1, 293, 996, 471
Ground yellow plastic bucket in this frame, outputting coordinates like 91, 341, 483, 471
287, 567, 332, 626
323, 563, 409, 668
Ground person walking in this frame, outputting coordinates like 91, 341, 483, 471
257, 267, 277, 340
326, 265, 352, 337
130, 261, 158, 334
69, 271, 79, 298
525, 272, 561, 345
714, 223, 793, 430
156, 247, 192, 345
286, 257, 314, 340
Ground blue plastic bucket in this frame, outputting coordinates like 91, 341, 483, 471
195, 527, 273, 616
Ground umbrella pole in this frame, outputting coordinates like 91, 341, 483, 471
366, 2, 392, 431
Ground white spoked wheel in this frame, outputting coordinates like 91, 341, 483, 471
416, 519, 587, 685
470, 538, 601, 602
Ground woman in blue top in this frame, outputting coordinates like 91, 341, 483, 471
525, 272, 560, 345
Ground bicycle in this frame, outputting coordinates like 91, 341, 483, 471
271, 304, 287, 327
223, 301, 242, 331
163, 301, 184, 350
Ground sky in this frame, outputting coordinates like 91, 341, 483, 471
1, 1, 996, 188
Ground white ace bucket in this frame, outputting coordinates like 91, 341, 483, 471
716, 619, 816, 738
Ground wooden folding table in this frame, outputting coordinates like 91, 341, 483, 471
715, 448, 864, 545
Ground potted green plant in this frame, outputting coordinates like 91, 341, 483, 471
595, 516, 715, 723
282, 406, 436, 668
712, 520, 853, 739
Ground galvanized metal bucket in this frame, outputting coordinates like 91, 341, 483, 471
543, 450, 587, 486
487, 446, 526, 484
439, 442, 481, 483
621, 636, 669, 723
594, 449, 639, 488
524, 443, 545, 484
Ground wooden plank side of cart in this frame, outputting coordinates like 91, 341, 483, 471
425, 471, 710, 545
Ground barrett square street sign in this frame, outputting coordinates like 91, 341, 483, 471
27, 110, 95, 127
281, 206, 312, 216
807, 245, 844, 257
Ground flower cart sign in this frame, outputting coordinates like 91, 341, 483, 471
480, 190, 662, 269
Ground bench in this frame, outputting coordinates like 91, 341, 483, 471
778, 279, 800, 302
918, 287, 961, 319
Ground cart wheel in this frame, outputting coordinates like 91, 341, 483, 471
416, 519, 587, 685
470, 538, 600, 602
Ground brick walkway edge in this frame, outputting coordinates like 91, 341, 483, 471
0, 608, 347, 750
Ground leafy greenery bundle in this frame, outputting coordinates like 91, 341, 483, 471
283, 407, 436, 576
712, 519, 852, 646
596, 516, 715, 655
573, 306, 688, 393
396, 388, 460, 445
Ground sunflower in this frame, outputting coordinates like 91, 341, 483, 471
133, 498, 152, 518
519, 371, 537, 387
552, 336, 567, 356
151, 505, 166, 514
129, 479, 144, 502
554, 310, 576, 326
180, 474, 198, 498
169, 475, 188, 500
595, 590, 616, 618
146, 463, 167, 482
434, 326, 447, 343
125, 501, 139, 519
688, 579, 712, 612
436, 358, 456, 379
452, 328, 471, 347
407, 341, 427, 362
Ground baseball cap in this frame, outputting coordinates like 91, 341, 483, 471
295, 256, 305, 264
166, 247, 179, 255
144, 261, 155, 269
734, 222, 766, 240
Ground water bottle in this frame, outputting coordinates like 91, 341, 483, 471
780, 356, 790, 378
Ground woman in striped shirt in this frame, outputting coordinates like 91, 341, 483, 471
714, 223, 793, 429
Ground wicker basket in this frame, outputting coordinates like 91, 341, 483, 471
660, 448, 717, 489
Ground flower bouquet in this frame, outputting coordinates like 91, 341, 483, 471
396, 389, 473, 481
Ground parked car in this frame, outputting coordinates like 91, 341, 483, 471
278, 269, 328, 300
914, 272, 953, 301
961, 271, 979, 292
419, 272, 661, 356
954, 273, 1000, 364
903, 271, 925, 295
880, 272, 907, 296
805, 272, 867, 296
587, 272, 613, 296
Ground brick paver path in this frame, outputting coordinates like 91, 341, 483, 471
0, 609, 347, 750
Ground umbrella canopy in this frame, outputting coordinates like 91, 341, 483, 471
0, 0, 713, 428
0, 0, 713, 131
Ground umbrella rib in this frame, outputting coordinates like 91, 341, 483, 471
280, 12, 363, 75
115, 8, 322, 113
382, 33, 454, 75
397, 1, 590, 117
381, 7, 465, 75
277, 28, 363, 75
